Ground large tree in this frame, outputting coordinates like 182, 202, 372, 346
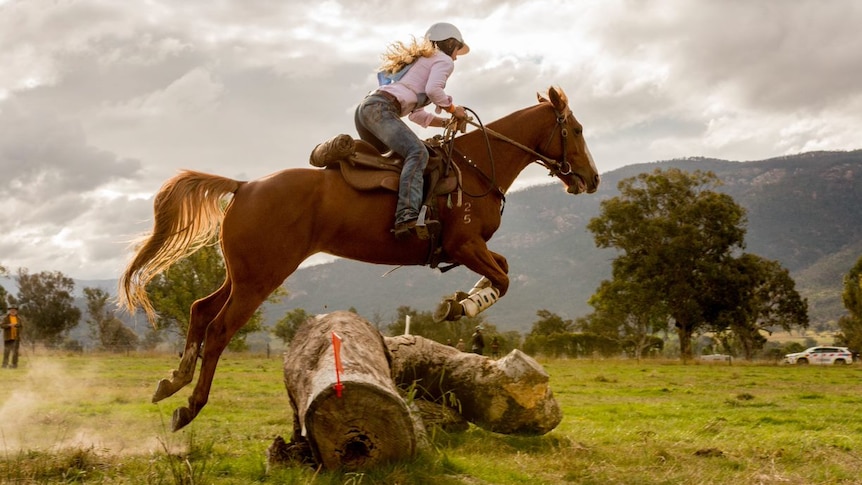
145, 243, 271, 351
84, 287, 139, 352
587, 169, 747, 361
15, 269, 82, 347
836, 255, 862, 352
587, 169, 809, 360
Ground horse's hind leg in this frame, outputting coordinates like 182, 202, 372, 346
171, 280, 279, 431
152, 281, 231, 403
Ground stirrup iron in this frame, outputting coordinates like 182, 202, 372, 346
414, 205, 439, 240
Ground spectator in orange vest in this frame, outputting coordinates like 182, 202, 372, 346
2, 306, 22, 369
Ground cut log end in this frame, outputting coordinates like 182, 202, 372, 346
306, 382, 416, 470
283, 311, 418, 470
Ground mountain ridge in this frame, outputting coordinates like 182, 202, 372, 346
270, 149, 862, 331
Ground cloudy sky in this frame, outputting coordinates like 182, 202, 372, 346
1, 0, 860, 281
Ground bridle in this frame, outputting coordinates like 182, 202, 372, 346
537, 107, 576, 177
457, 105, 576, 186
437, 104, 578, 205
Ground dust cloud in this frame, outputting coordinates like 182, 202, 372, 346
0, 358, 174, 456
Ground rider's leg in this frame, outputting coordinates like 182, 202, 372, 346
394, 144, 429, 226
354, 102, 388, 153
355, 93, 433, 233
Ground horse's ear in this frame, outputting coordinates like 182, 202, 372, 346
537, 92, 549, 104
548, 86, 568, 112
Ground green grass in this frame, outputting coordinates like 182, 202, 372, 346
1, 353, 861, 483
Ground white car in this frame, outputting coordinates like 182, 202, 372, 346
783, 346, 853, 365
700, 354, 732, 362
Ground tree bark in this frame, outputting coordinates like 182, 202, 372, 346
386, 335, 562, 435
676, 322, 693, 362
282, 311, 418, 470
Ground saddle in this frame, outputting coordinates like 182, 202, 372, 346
308, 133, 462, 271
309, 134, 460, 198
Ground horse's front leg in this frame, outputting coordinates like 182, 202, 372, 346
435, 244, 510, 321
152, 284, 230, 403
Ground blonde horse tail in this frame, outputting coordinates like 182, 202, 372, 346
118, 170, 245, 325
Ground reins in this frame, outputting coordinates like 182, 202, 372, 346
440, 108, 505, 202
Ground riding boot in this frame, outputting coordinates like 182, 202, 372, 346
393, 205, 439, 240
309, 134, 355, 167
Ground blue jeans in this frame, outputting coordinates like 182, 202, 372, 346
355, 93, 429, 225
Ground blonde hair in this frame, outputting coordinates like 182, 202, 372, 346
379, 36, 436, 74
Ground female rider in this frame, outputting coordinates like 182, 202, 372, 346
354, 22, 470, 239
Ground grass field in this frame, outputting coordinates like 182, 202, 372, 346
1, 351, 861, 484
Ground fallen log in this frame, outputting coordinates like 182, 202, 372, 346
386, 334, 562, 435
281, 311, 419, 470
275, 311, 562, 470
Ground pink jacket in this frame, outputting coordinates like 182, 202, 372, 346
378, 50, 455, 127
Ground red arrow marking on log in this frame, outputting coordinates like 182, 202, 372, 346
332, 332, 344, 398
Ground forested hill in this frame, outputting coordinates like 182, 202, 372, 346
268, 149, 862, 332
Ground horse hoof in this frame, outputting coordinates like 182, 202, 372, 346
172, 407, 195, 432
152, 378, 175, 403
433, 301, 451, 323
433, 296, 465, 322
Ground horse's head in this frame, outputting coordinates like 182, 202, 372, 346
536, 87, 600, 195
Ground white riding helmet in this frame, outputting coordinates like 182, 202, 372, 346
425, 22, 470, 55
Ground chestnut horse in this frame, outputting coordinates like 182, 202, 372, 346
119, 86, 599, 431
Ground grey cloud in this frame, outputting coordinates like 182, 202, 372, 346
0, 102, 141, 201
593, 1, 862, 112
76, 197, 155, 265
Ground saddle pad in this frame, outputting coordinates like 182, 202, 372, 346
349, 149, 403, 172
340, 161, 401, 192
340, 160, 459, 195
331, 137, 458, 194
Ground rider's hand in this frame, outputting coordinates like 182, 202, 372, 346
451, 105, 468, 120
446, 115, 469, 134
